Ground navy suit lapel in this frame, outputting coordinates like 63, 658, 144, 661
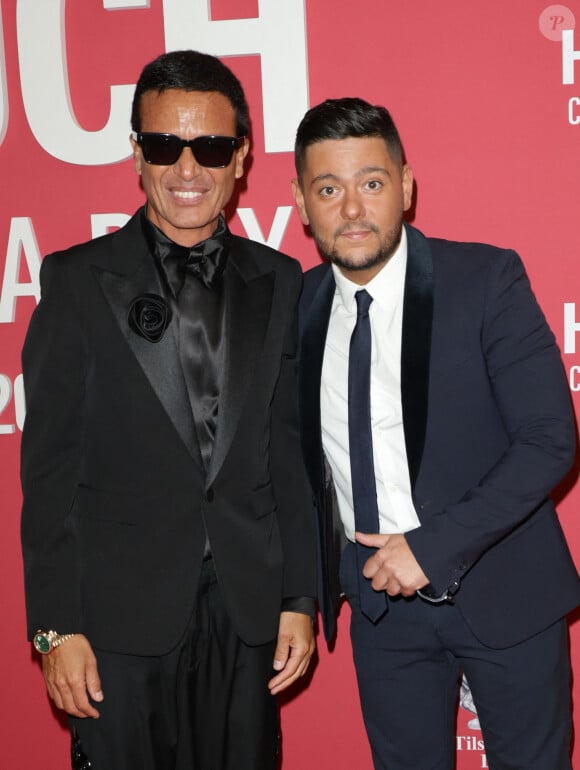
207, 240, 274, 487
92, 217, 201, 466
401, 224, 434, 488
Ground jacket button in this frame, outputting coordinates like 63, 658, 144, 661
459, 561, 468, 570
206, 489, 214, 502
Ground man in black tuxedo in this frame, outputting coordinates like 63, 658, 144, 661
21, 50, 316, 770
293, 97, 580, 769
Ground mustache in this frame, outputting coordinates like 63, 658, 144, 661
334, 222, 379, 238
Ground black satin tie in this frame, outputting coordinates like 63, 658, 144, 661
177, 279, 225, 471
142, 213, 231, 471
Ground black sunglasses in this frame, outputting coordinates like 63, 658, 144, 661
132, 132, 245, 167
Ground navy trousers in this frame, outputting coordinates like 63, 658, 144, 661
70, 558, 279, 770
340, 542, 573, 770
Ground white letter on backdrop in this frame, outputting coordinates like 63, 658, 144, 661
236, 207, 292, 249
162, 0, 309, 153
564, 302, 580, 354
0, 217, 41, 323
0, 7, 8, 146
103, 0, 150, 7
16, 0, 146, 165
562, 29, 580, 85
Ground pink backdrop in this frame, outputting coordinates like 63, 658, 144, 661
1, 2, 580, 768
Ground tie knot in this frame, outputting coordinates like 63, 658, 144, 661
160, 240, 225, 293
182, 248, 206, 275
145, 214, 231, 295
355, 289, 373, 317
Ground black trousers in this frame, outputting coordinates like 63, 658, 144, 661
340, 542, 573, 770
70, 558, 279, 770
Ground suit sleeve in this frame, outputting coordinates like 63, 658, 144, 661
406, 249, 576, 594
270, 260, 317, 602
20, 253, 87, 638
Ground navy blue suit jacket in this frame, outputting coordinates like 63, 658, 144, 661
299, 223, 580, 647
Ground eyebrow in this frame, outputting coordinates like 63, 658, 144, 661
309, 166, 391, 186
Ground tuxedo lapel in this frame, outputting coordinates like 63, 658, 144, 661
299, 266, 335, 496
92, 219, 201, 465
401, 224, 434, 488
300, 265, 344, 640
207, 243, 274, 487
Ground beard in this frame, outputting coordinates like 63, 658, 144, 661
313, 217, 404, 273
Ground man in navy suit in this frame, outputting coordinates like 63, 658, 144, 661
293, 97, 580, 769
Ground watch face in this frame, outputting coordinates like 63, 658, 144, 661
34, 633, 51, 654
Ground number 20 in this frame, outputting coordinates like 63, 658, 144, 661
0, 374, 25, 433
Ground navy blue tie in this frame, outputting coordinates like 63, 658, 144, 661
348, 289, 387, 622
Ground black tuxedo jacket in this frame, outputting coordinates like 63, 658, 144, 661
300, 223, 580, 647
21, 209, 315, 655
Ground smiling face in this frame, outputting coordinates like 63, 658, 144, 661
292, 136, 413, 284
131, 89, 248, 247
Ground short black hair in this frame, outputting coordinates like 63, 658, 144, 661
131, 50, 249, 136
294, 97, 404, 179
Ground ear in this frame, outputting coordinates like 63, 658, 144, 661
291, 177, 310, 226
234, 137, 250, 180
402, 164, 414, 212
130, 135, 142, 176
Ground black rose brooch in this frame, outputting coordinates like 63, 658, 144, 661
128, 294, 172, 343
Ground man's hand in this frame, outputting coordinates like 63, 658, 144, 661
41, 634, 103, 718
356, 532, 429, 597
268, 612, 315, 696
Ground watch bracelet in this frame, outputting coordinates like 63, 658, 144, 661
52, 633, 76, 649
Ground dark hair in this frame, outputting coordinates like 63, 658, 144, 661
131, 50, 249, 137
294, 97, 404, 179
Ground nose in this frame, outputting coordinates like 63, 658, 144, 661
174, 146, 202, 179
341, 188, 365, 221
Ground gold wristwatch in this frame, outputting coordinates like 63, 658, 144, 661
33, 629, 76, 655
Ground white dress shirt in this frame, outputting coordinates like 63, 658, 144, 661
320, 228, 421, 542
